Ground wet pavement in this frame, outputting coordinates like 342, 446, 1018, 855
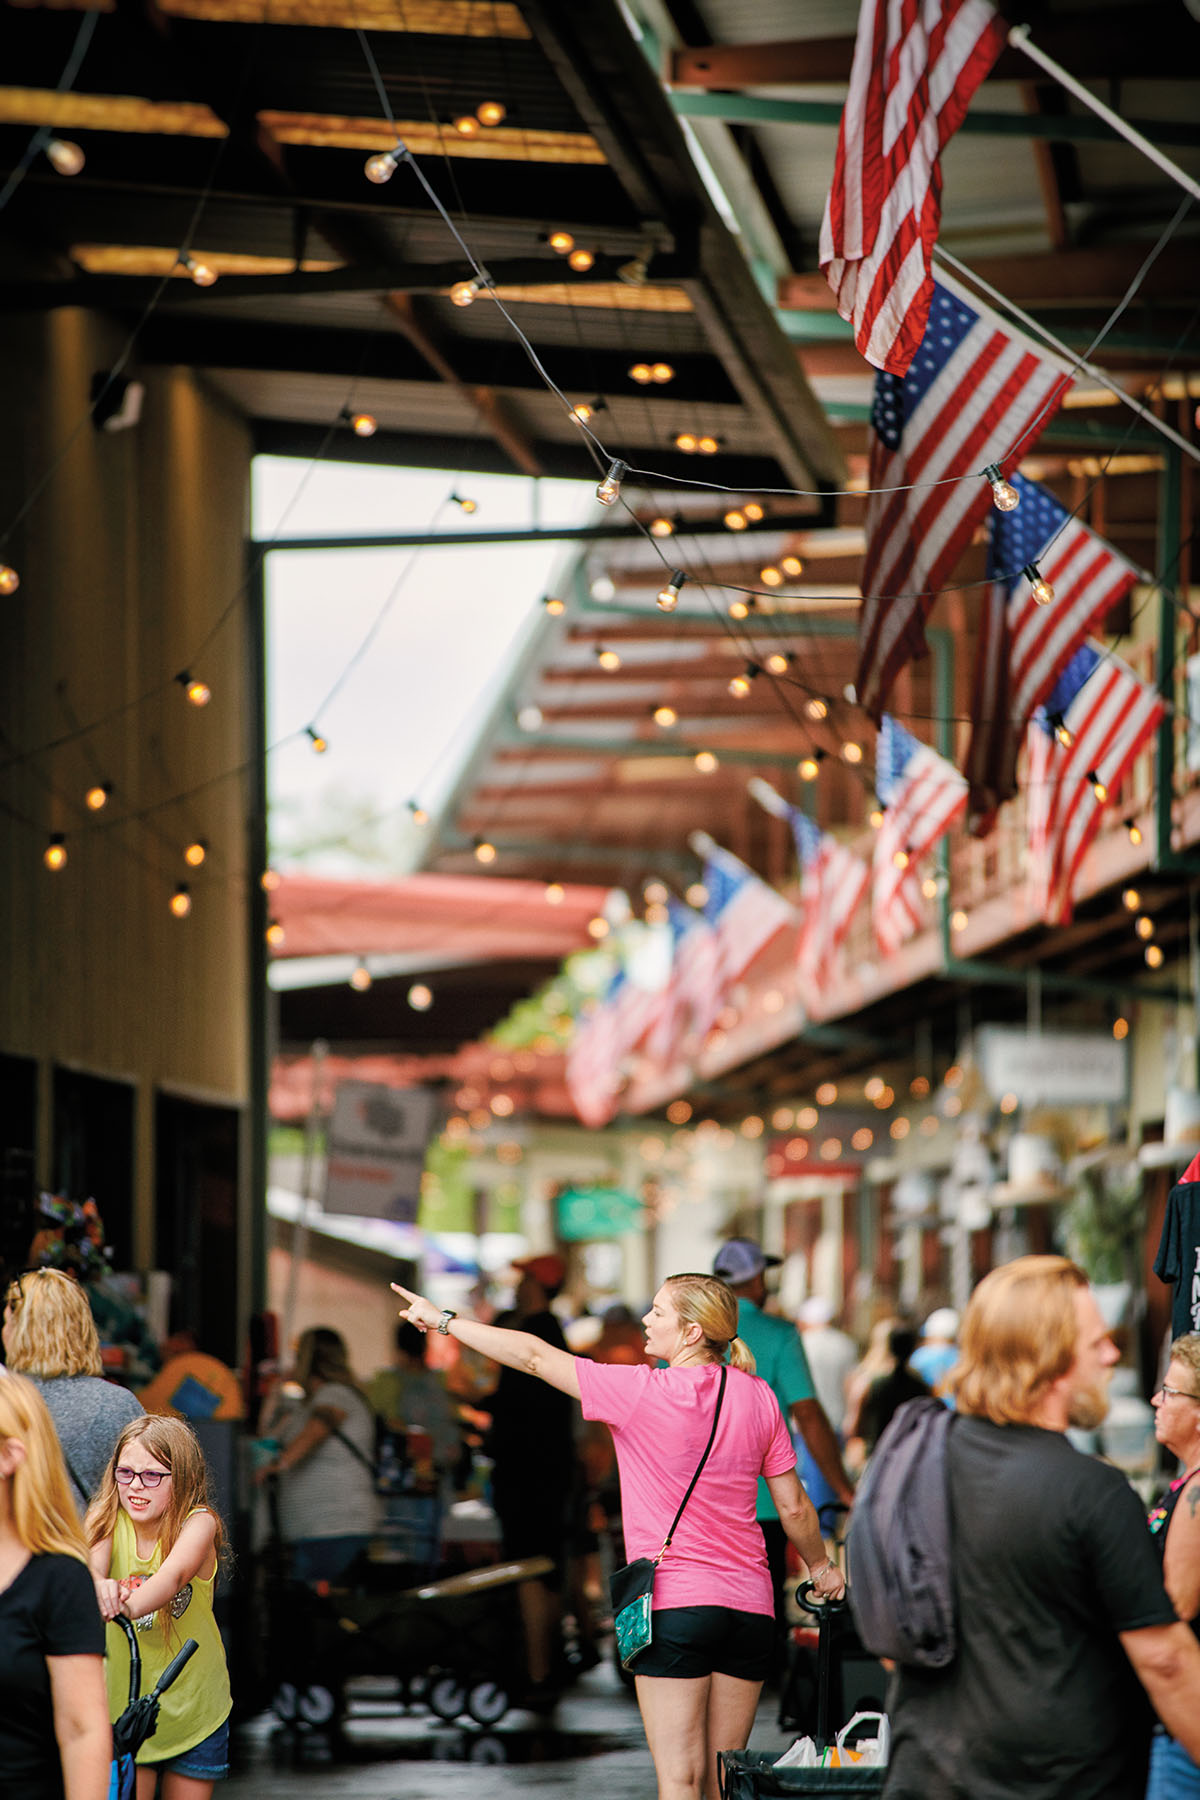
224, 1660, 798, 1797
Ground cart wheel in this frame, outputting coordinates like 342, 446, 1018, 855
466, 1679, 508, 1726
297, 1683, 338, 1725
428, 1674, 467, 1720
271, 1681, 298, 1722
468, 1733, 508, 1764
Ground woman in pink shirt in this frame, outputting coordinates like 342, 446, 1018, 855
393, 1272, 843, 1800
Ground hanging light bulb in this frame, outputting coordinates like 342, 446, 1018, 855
170, 882, 192, 918
742, 502, 764, 523
647, 362, 672, 384
408, 800, 429, 825
1123, 887, 1142, 912
921, 874, 939, 897
43, 832, 67, 871
596, 460, 627, 506
548, 229, 575, 253
1135, 915, 1155, 940
694, 750, 718, 772
984, 463, 1019, 512
842, 740, 863, 764
349, 958, 373, 991
649, 516, 674, 538
1145, 944, 1164, 969
1022, 562, 1055, 606
724, 508, 747, 531
870, 807, 886, 830
587, 915, 610, 939
653, 704, 678, 727
364, 143, 408, 183
629, 363, 653, 384
265, 918, 286, 948
728, 597, 755, 620
657, 569, 685, 611
806, 697, 828, 720
1126, 818, 1143, 846
543, 594, 566, 615
450, 278, 481, 307
476, 100, 506, 126
408, 981, 433, 1010
760, 566, 783, 588
1112, 1016, 1130, 1040
544, 881, 565, 904
729, 666, 757, 698
570, 401, 595, 423
46, 136, 85, 176
1049, 713, 1072, 748
176, 671, 211, 707
85, 782, 113, 812
568, 247, 595, 272
453, 113, 481, 136
306, 726, 328, 754
674, 431, 698, 453
1087, 769, 1108, 802
892, 847, 911, 869
798, 755, 820, 782
951, 908, 969, 932
184, 838, 208, 867
474, 837, 497, 863
782, 555, 804, 578
181, 254, 217, 288
450, 492, 478, 514
765, 652, 790, 675
0, 563, 19, 595
261, 868, 281, 892
345, 409, 377, 438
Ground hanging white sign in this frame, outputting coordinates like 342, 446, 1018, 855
974, 1026, 1127, 1107
324, 1082, 438, 1221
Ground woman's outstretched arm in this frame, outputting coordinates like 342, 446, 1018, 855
391, 1284, 582, 1400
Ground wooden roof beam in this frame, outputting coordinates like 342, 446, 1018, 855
384, 293, 541, 476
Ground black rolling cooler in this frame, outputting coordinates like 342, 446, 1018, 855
718, 1590, 887, 1798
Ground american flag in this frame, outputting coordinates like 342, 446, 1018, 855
643, 899, 723, 1067
872, 714, 967, 954
856, 273, 1074, 721
820, 0, 1006, 375
566, 967, 660, 1127
966, 471, 1141, 829
1027, 643, 1165, 925
792, 810, 871, 990
702, 843, 798, 989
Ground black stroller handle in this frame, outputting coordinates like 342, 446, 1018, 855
794, 1577, 850, 1619
152, 1638, 200, 1699
115, 1615, 141, 1709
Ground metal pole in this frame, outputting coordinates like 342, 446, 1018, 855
280, 1038, 328, 1357
1008, 25, 1200, 204
1155, 445, 1182, 868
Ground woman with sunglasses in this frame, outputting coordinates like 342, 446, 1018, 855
86, 1418, 231, 1798
1147, 1334, 1200, 1800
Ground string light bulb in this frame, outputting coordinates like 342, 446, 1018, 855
657, 570, 685, 612
408, 800, 429, 825
450, 492, 477, 514
0, 563, 19, 595
176, 671, 210, 707
892, 847, 911, 869
798, 754, 820, 782
43, 832, 67, 871
765, 652, 790, 675
180, 254, 218, 287
674, 431, 698, 453
170, 883, 192, 918
1145, 944, 1164, 969
806, 697, 828, 720
408, 982, 433, 1010
724, 508, 747, 531
728, 597, 756, 620
1022, 562, 1055, 606
1049, 713, 1072, 748
729, 666, 757, 698
629, 363, 652, 384
587, 915, 610, 939
476, 100, 506, 126
651, 362, 674, 383
596, 646, 621, 670
345, 409, 377, 438
306, 726, 328, 754
1135, 915, 1155, 940
1087, 769, 1108, 802
596, 460, 626, 506
951, 908, 969, 932
1123, 887, 1141, 911
349, 959, 372, 991
543, 594, 566, 615
265, 918, 285, 948
742, 502, 764, 523
696, 435, 719, 455
984, 463, 1020, 512
85, 782, 112, 811
450, 277, 482, 307
568, 247, 595, 272
544, 882, 565, 904
474, 837, 497, 864
869, 807, 885, 830
921, 875, 939, 897
184, 839, 208, 867
694, 751, 718, 772
653, 704, 678, 728
782, 555, 804, 578
649, 516, 674, 538
1126, 818, 1143, 846
453, 114, 481, 136
1113, 1016, 1130, 1040
45, 136, 85, 175
842, 740, 863, 764
760, 566, 783, 587
261, 868, 281, 892
548, 230, 575, 254
364, 144, 408, 184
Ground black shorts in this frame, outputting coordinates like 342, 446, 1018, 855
631, 1606, 774, 1681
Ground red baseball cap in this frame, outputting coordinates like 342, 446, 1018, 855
512, 1253, 567, 1292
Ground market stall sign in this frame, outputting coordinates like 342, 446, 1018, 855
324, 1081, 438, 1220
975, 1027, 1128, 1107
557, 1185, 645, 1241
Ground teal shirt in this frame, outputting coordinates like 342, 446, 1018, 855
736, 1297, 815, 1521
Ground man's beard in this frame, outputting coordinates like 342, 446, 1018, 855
1068, 1376, 1112, 1432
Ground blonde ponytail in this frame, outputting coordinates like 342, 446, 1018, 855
728, 1334, 757, 1374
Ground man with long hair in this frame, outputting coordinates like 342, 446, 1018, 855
884, 1255, 1200, 1799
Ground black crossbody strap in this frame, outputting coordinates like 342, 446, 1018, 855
657, 1364, 727, 1563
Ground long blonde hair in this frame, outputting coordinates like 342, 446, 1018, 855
950, 1255, 1087, 1425
665, 1274, 757, 1372
0, 1374, 89, 1561
4, 1268, 103, 1378
86, 1415, 225, 1638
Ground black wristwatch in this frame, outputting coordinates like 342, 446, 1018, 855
436, 1309, 457, 1335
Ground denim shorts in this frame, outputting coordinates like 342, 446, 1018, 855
631, 1606, 774, 1680
148, 1716, 230, 1780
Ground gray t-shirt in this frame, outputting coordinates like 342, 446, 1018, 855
275, 1381, 379, 1544
27, 1374, 144, 1514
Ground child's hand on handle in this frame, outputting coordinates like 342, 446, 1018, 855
92, 1575, 124, 1622
391, 1282, 442, 1334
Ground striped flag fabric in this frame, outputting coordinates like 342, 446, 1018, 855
965, 471, 1141, 829
643, 899, 724, 1066
820, 0, 1006, 376
566, 968, 660, 1127
1027, 643, 1165, 925
792, 810, 871, 990
701, 843, 798, 988
872, 714, 967, 954
856, 273, 1073, 721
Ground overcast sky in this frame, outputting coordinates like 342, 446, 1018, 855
254, 457, 594, 873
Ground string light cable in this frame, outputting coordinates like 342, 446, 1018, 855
0, 7, 100, 219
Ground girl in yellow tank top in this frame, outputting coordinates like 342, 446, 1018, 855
86, 1418, 232, 1797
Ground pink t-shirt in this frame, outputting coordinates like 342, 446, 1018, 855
576, 1359, 796, 1615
